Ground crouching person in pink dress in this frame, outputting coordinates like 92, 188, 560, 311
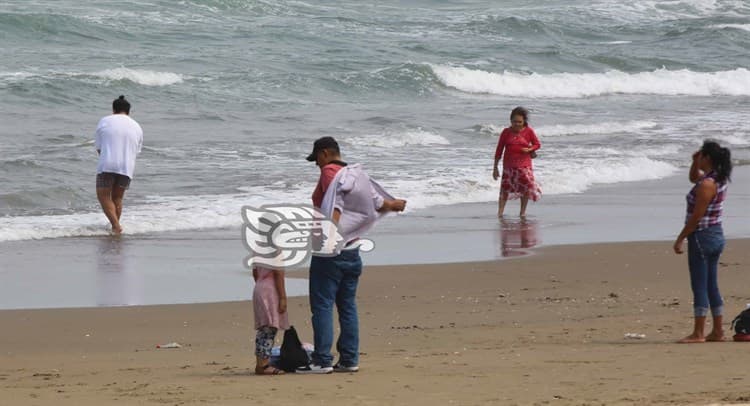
253, 266, 290, 375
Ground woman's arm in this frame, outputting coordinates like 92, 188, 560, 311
689, 150, 702, 183
673, 179, 717, 254
520, 128, 540, 153
493, 130, 506, 180
272, 270, 287, 314
527, 128, 541, 152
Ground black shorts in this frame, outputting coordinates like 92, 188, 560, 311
96, 172, 131, 189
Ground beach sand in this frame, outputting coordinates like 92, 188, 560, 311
2, 239, 750, 405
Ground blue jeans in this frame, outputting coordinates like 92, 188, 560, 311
309, 249, 362, 367
687, 225, 725, 317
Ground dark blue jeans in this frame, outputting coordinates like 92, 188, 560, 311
309, 249, 362, 367
687, 225, 725, 317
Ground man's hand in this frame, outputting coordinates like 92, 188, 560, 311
389, 199, 407, 212
381, 199, 406, 212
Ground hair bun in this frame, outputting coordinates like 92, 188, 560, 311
118, 95, 125, 100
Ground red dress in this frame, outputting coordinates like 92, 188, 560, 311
494, 127, 542, 201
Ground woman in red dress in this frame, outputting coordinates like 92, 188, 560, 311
492, 107, 542, 218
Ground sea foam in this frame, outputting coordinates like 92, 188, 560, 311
431, 65, 750, 98
711, 24, 750, 32
539, 157, 678, 195
0, 187, 308, 242
0, 68, 184, 87
535, 121, 659, 137
94, 68, 184, 86
347, 129, 450, 148
0, 154, 678, 241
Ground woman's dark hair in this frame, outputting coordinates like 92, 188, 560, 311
510, 106, 529, 126
112, 95, 131, 114
701, 140, 732, 182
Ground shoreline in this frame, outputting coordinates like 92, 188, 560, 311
2, 239, 750, 405
1, 165, 748, 310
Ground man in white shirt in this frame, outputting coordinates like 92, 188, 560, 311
95, 95, 143, 234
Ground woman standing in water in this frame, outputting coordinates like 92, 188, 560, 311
492, 106, 541, 218
673, 140, 732, 343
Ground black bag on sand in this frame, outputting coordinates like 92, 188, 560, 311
731, 307, 750, 341
278, 326, 310, 372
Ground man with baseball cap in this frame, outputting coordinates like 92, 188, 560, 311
305, 136, 340, 163
298, 136, 406, 374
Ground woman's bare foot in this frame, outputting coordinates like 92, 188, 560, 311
677, 334, 706, 343
111, 226, 122, 235
255, 364, 284, 375
705, 332, 725, 342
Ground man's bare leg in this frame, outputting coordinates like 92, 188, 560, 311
97, 187, 122, 234
111, 185, 126, 221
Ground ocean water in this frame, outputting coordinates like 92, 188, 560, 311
2, 0, 749, 241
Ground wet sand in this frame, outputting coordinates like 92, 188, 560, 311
2, 239, 750, 405
2, 166, 748, 310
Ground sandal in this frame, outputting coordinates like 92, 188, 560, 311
256, 364, 285, 375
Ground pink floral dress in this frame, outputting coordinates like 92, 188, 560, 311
494, 127, 542, 201
253, 267, 290, 330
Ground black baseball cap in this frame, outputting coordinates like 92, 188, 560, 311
306, 136, 340, 162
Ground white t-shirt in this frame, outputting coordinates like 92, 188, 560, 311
95, 114, 143, 178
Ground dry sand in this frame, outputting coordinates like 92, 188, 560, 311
2, 239, 750, 405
